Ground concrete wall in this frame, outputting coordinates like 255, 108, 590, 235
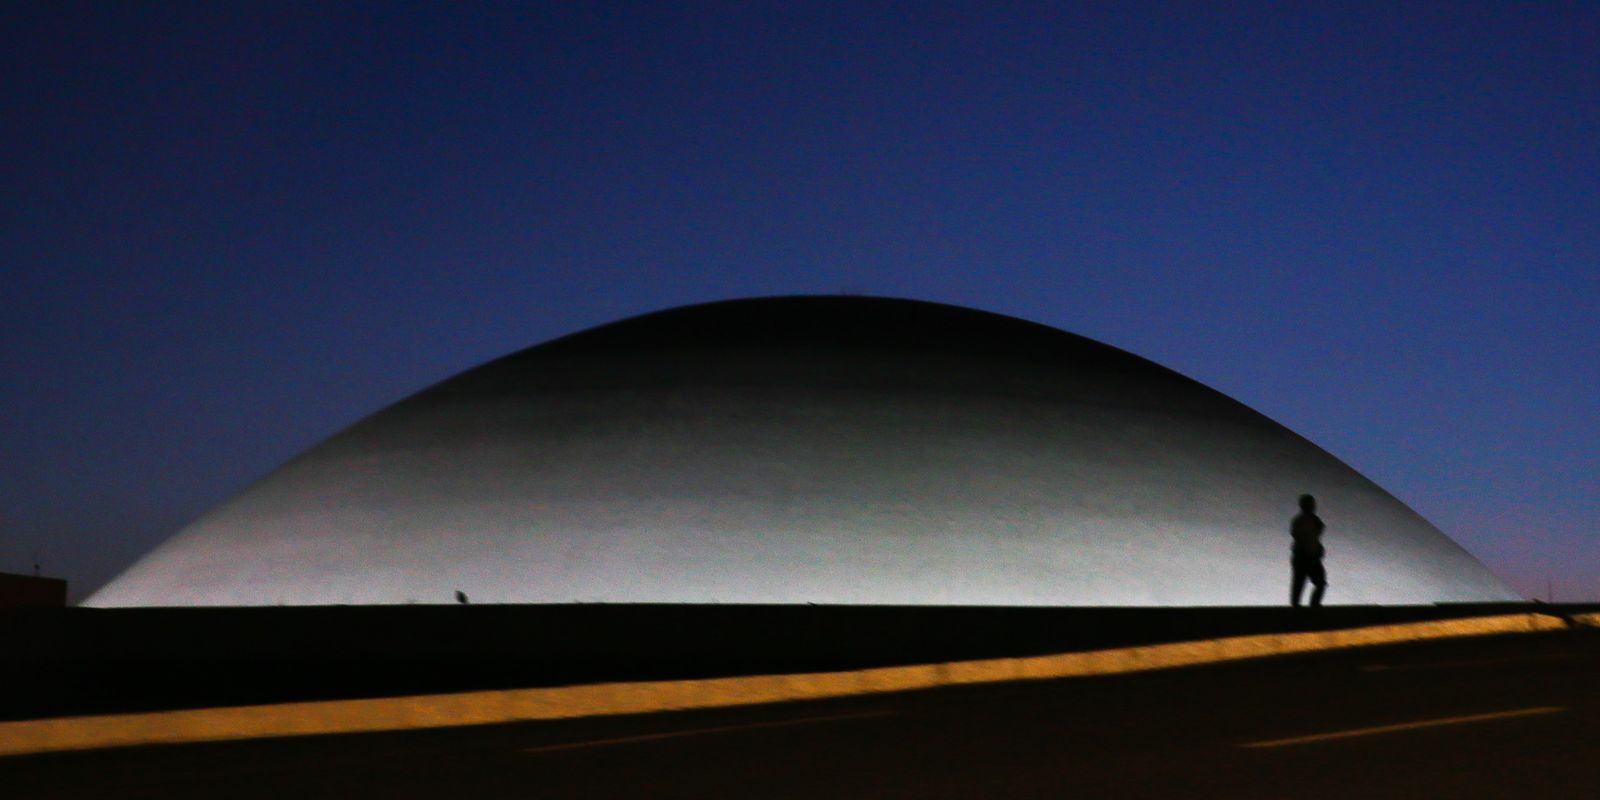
0, 572, 66, 609
4, 602, 1570, 722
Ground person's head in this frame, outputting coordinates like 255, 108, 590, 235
1299, 494, 1316, 513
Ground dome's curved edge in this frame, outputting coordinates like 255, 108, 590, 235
84, 296, 1519, 607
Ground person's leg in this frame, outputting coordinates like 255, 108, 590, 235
1309, 561, 1327, 607
1291, 561, 1306, 607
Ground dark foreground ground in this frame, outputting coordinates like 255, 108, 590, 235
5, 602, 1592, 721
6, 627, 1599, 799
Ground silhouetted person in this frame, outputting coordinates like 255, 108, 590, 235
1290, 494, 1326, 607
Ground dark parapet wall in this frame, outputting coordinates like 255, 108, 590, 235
0, 573, 67, 609
3, 602, 1585, 723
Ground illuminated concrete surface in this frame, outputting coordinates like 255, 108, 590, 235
86, 297, 1517, 607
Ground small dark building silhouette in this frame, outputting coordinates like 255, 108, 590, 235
0, 572, 68, 608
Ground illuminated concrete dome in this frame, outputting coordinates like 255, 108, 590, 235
87, 297, 1516, 607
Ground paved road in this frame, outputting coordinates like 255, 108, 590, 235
7, 629, 1599, 799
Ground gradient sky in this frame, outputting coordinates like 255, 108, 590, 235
4, 2, 1597, 604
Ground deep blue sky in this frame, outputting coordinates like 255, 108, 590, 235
4, 2, 1596, 603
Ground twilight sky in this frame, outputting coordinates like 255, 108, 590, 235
3, 2, 1596, 604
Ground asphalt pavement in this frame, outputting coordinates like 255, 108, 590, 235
6, 628, 1599, 799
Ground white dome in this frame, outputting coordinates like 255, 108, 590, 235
86, 297, 1516, 607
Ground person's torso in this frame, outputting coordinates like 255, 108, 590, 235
1291, 513, 1324, 557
